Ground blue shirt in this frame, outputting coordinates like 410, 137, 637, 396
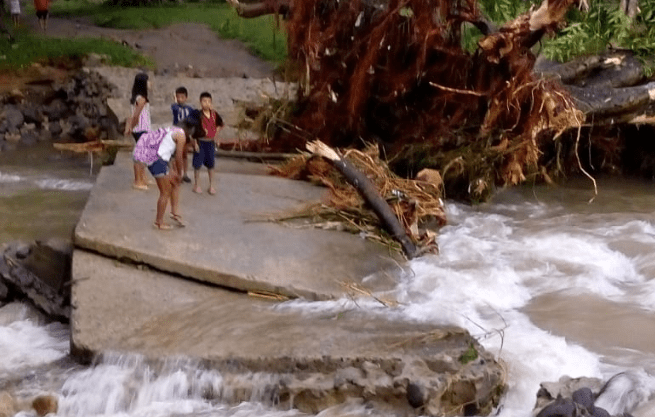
171, 103, 195, 125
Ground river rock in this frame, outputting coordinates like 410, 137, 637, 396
2, 105, 24, 129
21, 104, 42, 125
0, 241, 71, 321
19, 131, 39, 147
43, 99, 68, 121
22, 238, 72, 293
32, 395, 58, 416
0, 392, 16, 417
48, 121, 62, 137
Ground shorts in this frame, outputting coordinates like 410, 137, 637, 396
147, 158, 169, 178
192, 140, 216, 170
132, 131, 145, 142
36, 10, 49, 19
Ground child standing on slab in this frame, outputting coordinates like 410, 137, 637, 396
192, 92, 224, 195
125, 72, 151, 190
132, 121, 198, 230
171, 86, 194, 183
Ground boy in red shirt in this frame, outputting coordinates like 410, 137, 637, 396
34, 0, 49, 31
192, 92, 224, 195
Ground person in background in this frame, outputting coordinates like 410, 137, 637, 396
10, 0, 20, 28
33, 0, 49, 32
124, 72, 152, 190
171, 86, 194, 183
192, 92, 224, 195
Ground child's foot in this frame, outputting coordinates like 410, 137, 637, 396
192, 186, 202, 194
208, 187, 216, 195
170, 213, 186, 227
153, 222, 173, 230
182, 174, 192, 183
133, 183, 148, 190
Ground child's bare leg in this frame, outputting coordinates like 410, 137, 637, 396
170, 178, 181, 216
133, 162, 148, 189
208, 168, 216, 195
192, 169, 201, 193
155, 176, 172, 227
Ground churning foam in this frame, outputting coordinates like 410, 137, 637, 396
34, 178, 93, 191
0, 171, 21, 183
0, 303, 69, 375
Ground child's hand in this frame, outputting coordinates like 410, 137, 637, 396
194, 141, 199, 152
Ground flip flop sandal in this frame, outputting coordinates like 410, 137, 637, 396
170, 214, 186, 227
208, 188, 217, 195
133, 184, 148, 191
153, 222, 174, 230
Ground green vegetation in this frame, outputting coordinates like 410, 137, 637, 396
0, 28, 153, 69
463, 0, 655, 73
49, 0, 287, 63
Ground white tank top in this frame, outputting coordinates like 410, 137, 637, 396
157, 128, 179, 162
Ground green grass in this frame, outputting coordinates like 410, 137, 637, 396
50, 0, 287, 63
0, 28, 153, 69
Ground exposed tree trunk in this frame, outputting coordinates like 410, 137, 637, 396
620, 0, 640, 19
306, 140, 418, 259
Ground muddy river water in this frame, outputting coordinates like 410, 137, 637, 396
2, 142, 655, 416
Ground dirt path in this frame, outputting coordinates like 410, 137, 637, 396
25, 16, 276, 79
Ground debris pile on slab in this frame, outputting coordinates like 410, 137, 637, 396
271, 142, 445, 257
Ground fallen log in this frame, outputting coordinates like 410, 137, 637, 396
306, 140, 418, 259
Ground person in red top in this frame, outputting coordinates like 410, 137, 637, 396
192, 92, 224, 195
34, 0, 49, 32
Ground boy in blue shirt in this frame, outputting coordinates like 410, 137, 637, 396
171, 86, 194, 183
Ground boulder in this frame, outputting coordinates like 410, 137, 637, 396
21, 238, 72, 293
42, 99, 67, 121
3, 105, 24, 129
20, 104, 42, 125
1, 241, 70, 321
48, 121, 62, 137
32, 395, 58, 417
0, 392, 16, 417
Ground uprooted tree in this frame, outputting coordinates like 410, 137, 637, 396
228, 0, 655, 203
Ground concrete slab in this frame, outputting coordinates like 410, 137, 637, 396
71, 250, 504, 415
74, 152, 402, 300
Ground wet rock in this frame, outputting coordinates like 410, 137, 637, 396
0, 280, 8, 301
406, 382, 426, 408
48, 121, 62, 137
3, 105, 24, 129
22, 238, 72, 293
15, 242, 31, 259
0, 392, 17, 417
21, 105, 42, 125
19, 131, 39, 147
43, 99, 68, 120
32, 395, 58, 416
1, 241, 70, 321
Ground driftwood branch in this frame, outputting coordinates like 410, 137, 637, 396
306, 140, 417, 259
226, 0, 292, 18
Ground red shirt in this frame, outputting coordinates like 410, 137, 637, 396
34, 0, 49, 11
201, 110, 223, 140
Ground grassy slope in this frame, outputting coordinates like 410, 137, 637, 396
0, 0, 286, 69
51, 0, 287, 63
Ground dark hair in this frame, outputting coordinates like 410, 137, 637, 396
175, 109, 203, 140
175, 87, 188, 96
130, 73, 149, 104
199, 92, 212, 101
